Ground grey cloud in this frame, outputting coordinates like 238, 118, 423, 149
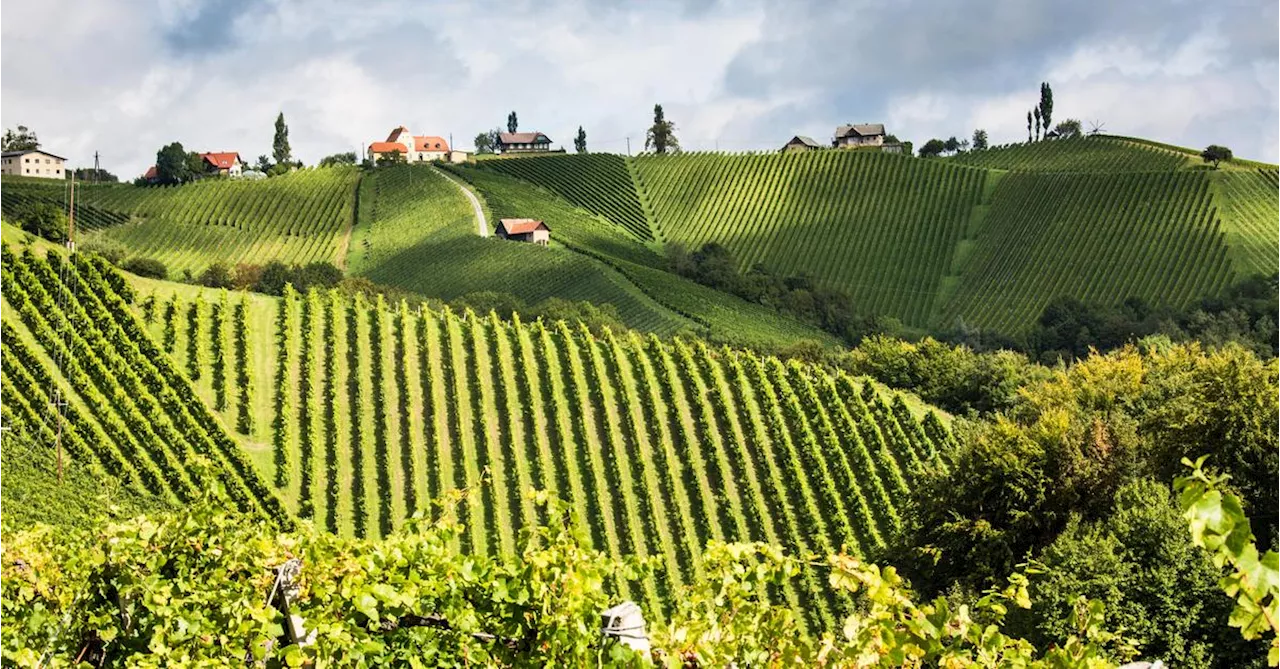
162, 0, 255, 55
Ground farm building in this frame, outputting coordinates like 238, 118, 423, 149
1, 149, 66, 179
495, 218, 550, 245
199, 152, 244, 176
833, 123, 886, 148
368, 126, 451, 163
782, 136, 823, 153
497, 132, 553, 154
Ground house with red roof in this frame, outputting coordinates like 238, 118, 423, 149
494, 218, 550, 246
368, 126, 451, 164
199, 151, 244, 176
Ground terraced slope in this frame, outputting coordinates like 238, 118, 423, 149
947, 136, 1189, 172
4, 168, 361, 275
347, 165, 693, 335
942, 171, 1233, 331
634, 150, 988, 327
0, 248, 290, 527
147, 282, 952, 628
474, 153, 654, 241
1212, 169, 1280, 277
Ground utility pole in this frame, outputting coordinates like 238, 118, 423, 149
67, 174, 76, 253
93, 151, 100, 182
626, 137, 631, 156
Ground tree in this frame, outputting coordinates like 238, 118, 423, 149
1027, 110, 1034, 142
2, 125, 39, 151
574, 126, 587, 153
273, 112, 291, 165
71, 167, 118, 183
1201, 145, 1233, 169
186, 151, 208, 177
918, 138, 946, 158
1054, 119, 1083, 139
375, 150, 406, 167
1034, 106, 1042, 141
1039, 82, 1054, 139
474, 128, 502, 154
972, 128, 989, 151
943, 136, 960, 154
255, 155, 272, 173
318, 152, 357, 167
198, 262, 234, 288
645, 104, 680, 155
156, 142, 192, 184
507, 111, 518, 134
10, 200, 67, 241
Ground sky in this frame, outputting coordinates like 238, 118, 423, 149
3, 0, 1276, 178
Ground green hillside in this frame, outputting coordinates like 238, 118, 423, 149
633, 150, 989, 327
132, 275, 950, 628
941, 171, 1233, 331
474, 153, 656, 241
1212, 169, 1280, 276
346, 164, 694, 335
445, 166, 842, 348
946, 135, 1190, 171
5, 167, 360, 275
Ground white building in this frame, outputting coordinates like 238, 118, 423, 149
368, 126, 451, 163
2, 149, 66, 179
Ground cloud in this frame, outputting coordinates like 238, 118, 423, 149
1, 0, 1275, 179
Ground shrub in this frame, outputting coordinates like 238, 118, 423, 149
122, 257, 168, 279
79, 237, 129, 266
198, 262, 234, 288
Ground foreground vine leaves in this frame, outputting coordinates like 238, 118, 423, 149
1175, 456, 1280, 666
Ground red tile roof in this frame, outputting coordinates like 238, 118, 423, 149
498, 218, 548, 235
499, 132, 550, 144
386, 126, 410, 142
200, 152, 242, 169
370, 142, 407, 153
144, 165, 158, 180
414, 135, 450, 152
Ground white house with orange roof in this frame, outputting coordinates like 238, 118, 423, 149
199, 151, 244, 176
368, 126, 451, 163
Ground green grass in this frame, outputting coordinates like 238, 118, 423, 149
941, 171, 1234, 332
633, 150, 988, 328
2, 167, 361, 276
149, 282, 951, 627
946, 136, 1190, 172
474, 153, 655, 241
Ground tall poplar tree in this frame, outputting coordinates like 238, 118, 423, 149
1039, 82, 1054, 138
273, 112, 291, 165
507, 111, 518, 133
574, 126, 587, 153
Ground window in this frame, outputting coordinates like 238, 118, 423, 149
45, 158, 50, 164
24, 157, 30, 163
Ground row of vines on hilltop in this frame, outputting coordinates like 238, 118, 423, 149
154, 284, 949, 625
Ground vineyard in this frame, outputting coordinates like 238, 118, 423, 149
474, 153, 656, 242
3, 167, 361, 275
145, 279, 952, 627
632, 150, 989, 327
941, 171, 1235, 331
1212, 169, 1280, 277
0, 246, 290, 528
348, 164, 691, 335
946, 136, 1190, 172
446, 166, 841, 348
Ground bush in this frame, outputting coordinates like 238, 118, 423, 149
232, 263, 264, 290
79, 237, 129, 266
198, 262, 234, 288
10, 201, 67, 242
121, 257, 168, 279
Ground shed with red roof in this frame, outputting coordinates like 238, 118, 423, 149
495, 218, 550, 246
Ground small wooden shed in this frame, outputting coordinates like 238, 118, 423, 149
495, 218, 551, 246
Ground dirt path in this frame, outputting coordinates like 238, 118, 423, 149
434, 167, 488, 237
